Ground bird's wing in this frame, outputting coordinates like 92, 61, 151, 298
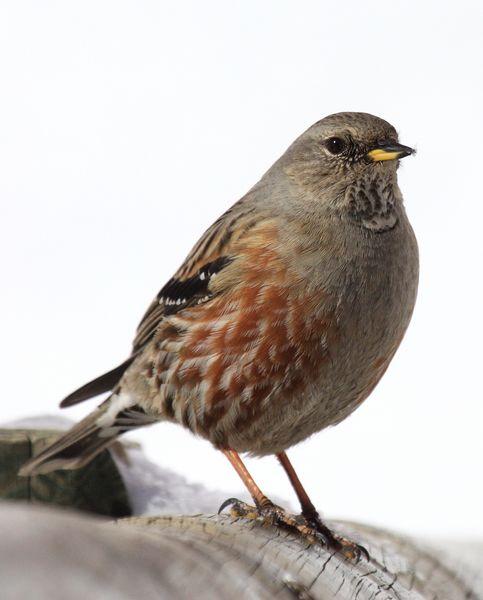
131, 202, 258, 354
60, 200, 259, 408
60, 358, 135, 407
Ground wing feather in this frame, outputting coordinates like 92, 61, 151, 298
131, 201, 259, 353
60, 197, 261, 407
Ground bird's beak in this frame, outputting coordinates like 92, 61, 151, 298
367, 142, 415, 162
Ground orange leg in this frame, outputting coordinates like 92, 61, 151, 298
222, 449, 271, 508
277, 451, 370, 560
220, 449, 369, 561
276, 451, 318, 520
219, 449, 309, 534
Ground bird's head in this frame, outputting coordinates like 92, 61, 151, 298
282, 112, 415, 197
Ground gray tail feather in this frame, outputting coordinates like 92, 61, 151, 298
18, 404, 120, 477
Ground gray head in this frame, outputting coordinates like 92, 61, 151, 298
269, 112, 415, 232
280, 112, 414, 196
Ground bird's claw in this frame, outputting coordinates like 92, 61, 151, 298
329, 535, 370, 562
305, 513, 370, 561
218, 498, 261, 520
218, 497, 241, 515
218, 498, 369, 562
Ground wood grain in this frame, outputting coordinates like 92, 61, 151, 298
119, 514, 483, 599
1, 502, 481, 599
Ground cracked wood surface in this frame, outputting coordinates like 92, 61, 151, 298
1, 503, 482, 599
119, 515, 483, 600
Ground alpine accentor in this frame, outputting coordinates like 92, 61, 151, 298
20, 112, 418, 559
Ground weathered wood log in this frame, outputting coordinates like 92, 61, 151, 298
1, 503, 481, 599
0, 429, 131, 517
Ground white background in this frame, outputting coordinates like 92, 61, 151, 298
1, 1, 482, 538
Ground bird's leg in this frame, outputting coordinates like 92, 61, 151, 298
219, 449, 314, 532
219, 449, 274, 517
219, 450, 365, 559
277, 451, 369, 561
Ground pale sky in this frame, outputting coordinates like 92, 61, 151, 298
1, 0, 482, 538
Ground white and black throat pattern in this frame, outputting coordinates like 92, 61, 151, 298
346, 175, 398, 232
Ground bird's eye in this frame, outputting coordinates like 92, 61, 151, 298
324, 137, 346, 155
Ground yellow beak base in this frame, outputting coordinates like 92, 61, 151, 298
367, 143, 414, 162
368, 149, 403, 162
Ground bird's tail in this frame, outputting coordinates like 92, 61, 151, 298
18, 393, 153, 476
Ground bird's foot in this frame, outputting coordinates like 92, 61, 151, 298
218, 498, 369, 561
218, 497, 263, 520
303, 511, 370, 562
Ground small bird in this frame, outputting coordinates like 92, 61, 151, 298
20, 112, 418, 559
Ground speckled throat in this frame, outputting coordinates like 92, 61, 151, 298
346, 175, 398, 232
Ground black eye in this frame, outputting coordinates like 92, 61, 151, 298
324, 137, 346, 155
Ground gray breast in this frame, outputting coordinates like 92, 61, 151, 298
316, 206, 418, 428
